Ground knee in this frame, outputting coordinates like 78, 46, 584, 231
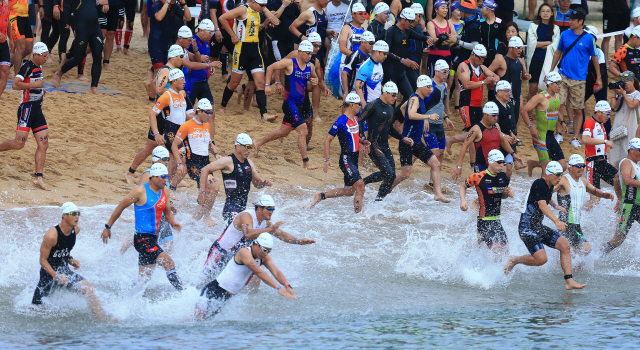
14, 140, 26, 150
297, 125, 308, 137
556, 237, 571, 254
107, 32, 115, 40
580, 242, 592, 255
534, 253, 548, 266
207, 179, 220, 194
354, 180, 365, 192
400, 168, 412, 180
78, 281, 96, 296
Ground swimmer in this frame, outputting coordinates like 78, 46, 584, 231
31, 203, 112, 321
195, 233, 296, 319
504, 161, 586, 290
102, 163, 186, 291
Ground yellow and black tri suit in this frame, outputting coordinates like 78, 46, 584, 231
231, 4, 265, 74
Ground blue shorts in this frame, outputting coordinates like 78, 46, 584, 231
282, 99, 310, 128
425, 123, 446, 150
518, 220, 561, 255
339, 152, 362, 187
148, 38, 171, 70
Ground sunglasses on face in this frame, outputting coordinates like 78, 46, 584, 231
313, 44, 321, 48
388, 93, 398, 98
551, 172, 564, 177
513, 46, 524, 50
257, 243, 272, 254
438, 69, 449, 74
206, 30, 215, 35
500, 89, 512, 94
65, 212, 81, 216
489, 113, 499, 118
631, 146, 640, 152
495, 160, 505, 165
204, 110, 215, 115
367, 41, 375, 45
383, 11, 392, 15
239, 144, 254, 150
302, 51, 313, 56
476, 55, 486, 60
380, 52, 388, 55
160, 174, 170, 180
159, 157, 171, 162
604, 112, 612, 116
178, 55, 185, 58
265, 206, 276, 212
354, 11, 366, 16
571, 164, 586, 169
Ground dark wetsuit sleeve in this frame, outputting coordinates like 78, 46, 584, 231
389, 124, 403, 140
406, 28, 429, 42
385, 27, 401, 62
358, 101, 376, 139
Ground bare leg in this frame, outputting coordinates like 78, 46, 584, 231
444, 133, 467, 155
527, 0, 536, 20
294, 124, 317, 169
194, 177, 220, 227
353, 180, 365, 213
76, 280, 111, 321
125, 140, 156, 184
120, 236, 134, 254
11, 38, 26, 76
556, 237, 586, 289
0, 130, 28, 152
103, 30, 115, 69
391, 166, 412, 191
0, 65, 9, 99
312, 76, 322, 122
504, 248, 548, 274
33, 130, 50, 190
243, 81, 255, 112
602, 229, 628, 254
428, 155, 450, 202
255, 124, 294, 156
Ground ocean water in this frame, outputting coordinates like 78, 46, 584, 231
1, 175, 639, 349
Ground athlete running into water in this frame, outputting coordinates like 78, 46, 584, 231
311, 93, 369, 212
254, 40, 318, 169
198, 133, 272, 224
31, 203, 112, 321
392, 75, 450, 203
456, 44, 499, 131
201, 194, 315, 282
196, 233, 296, 319
101, 163, 186, 291
602, 139, 640, 254
0, 42, 49, 190
504, 161, 586, 290
360, 82, 414, 200
554, 154, 616, 255
460, 150, 514, 257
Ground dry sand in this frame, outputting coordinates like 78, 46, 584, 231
0, 16, 612, 210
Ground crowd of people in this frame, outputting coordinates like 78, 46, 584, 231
2, 0, 640, 321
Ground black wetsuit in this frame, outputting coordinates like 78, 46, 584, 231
384, 24, 429, 103
32, 225, 84, 304
369, 19, 386, 41
360, 98, 403, 200
221, 154, 253, 224
407, 25, 426, 92
501, 54, 524, 117
61, 0, 104, 87
492, 98, 517, 157
453, 14, 481, 69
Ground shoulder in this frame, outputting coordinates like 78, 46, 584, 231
42, 226, 58, 246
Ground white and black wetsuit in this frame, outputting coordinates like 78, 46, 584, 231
32, 225, 85, 304
221, 154, 253, 224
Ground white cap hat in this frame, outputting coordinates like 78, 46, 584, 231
545, 71, 562, 84
545, 161, 563, 175
198, 19, 215, 31
254, 0, 268, 4
169, 69, 185, 81
256, 232, 274, 249
178, 25, 192, 39
61, 202, 79, 215
410, 3, 424, 14
33, 42, 49, 55
473, 44, 487, 57
198, 98, 213, 110
374, 2, 390, 14
584, 25, 598, 37
383, 81, 398, 94
595, 100, 611, 112
361, 31, 376, 42
150, 163, 169, 177
299, 40, 314, 52
483, 101, 499, 114
632, 26, 640, 38
400, 8, 415, 21
496, 80, 511, 91
256, 194, 276, 207
417, 75, 432, 88
345, 92, 361, 104
168, 45, 184, 58
152, 146, 170, 161
633, 7, 640, 18
434, 59, 449, 71
307, 32, 322, 43
568, 154, 585, 166
508, 36, 524, 48
352, 3, 366, 12
630, 138, 640, 150
487, 149, 505, 164
235, 133, 253, 145
373, 40, 389, 52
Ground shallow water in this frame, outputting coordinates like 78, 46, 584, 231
1, 176, 639, 349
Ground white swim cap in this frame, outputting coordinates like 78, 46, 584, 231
496, 80, 511, 91
235, 133, 253, 145
584, 25, 598, 37
373, 40, 389, 52
307, 32, 322, 43
169, 69, 185, 81
352, 3, 366, 13
198, 98, 213, 110
254, 0, 268, 4
167, 45, 184, 58
508, 36, 524, 48
299, 40, 314, 52
399, 8, 415, 21
345, 92, 361, 104
545, 71, 562, 84
150, 163, 169, 177
61, 202, 79, 215
417, 75, 432, 88
630, 138, 640, 150
487, 149, 505, 164
198, 19, 215, 31
383, 81, 399, 94
33, 42, 49, 55
568, 154, 585, 166
152, 146, 170, 161
434, 59, 449, 71
361, 31, 376, 42
634, 7, 640, 19
483, 101, 499, 114
545, 161, 563, 175
473, 44, 487, 57
256, 194, 276, 207
595, 100, 611, 112
178, 26, 192, 39
256, 232, 274, 249
410, 3, 424, 14
374, 2, 390, 14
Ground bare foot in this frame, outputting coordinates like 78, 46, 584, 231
565, 278, 586, 290
515, 159, 527, 170
218, 106, 226, 114
354, 199, 362, 213
123, 48, 130, 56
310, 192, 322, 208
445, 137, 453, 155
235, 85, 244, 104
503, 256, 517, 274
262, 113, 278, 122
313, 116, 322, 122
52, 70, 63, 88
434, 194, 451, 203
527, 160, 535, 177
77, 74, 88, 81
103, 63, 112, 70
89, 87, 101, 95
177, 180, 192, 188
303, 161, 318, 170
124, 171, 135, 185
221, 74, 229, 82
203, 216, 218, 227
116, 48, 123, 54
33, 177, 49, 191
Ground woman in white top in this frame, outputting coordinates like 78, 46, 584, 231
525, 3, 560, 102
610, 72, 640, 168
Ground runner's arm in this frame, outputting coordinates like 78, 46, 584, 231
238, 249, 282, 289
324, 134, 335, 161
154, 1, 170, 21
262, 255, 293, 289
519, 95, 541, 130
538, 199, 562, 224
289, 10, 312, 40
249, 158, 272, 188
272, 228, 315, 245
105, 186, 144, 229
457, 63, 482, 90
339, 25, 353, 56
583, 178, 614, 199
155, 70, 170, 95
549, 47, 563, 71
407, 96, 434, 121
198, 156, 232, 191
620, 159, 640, 188
455, 126, 481, 168
219, 6, 247, 36
237, 212, 274, 239
171, 134, 184, 162
39, 228, 59, 278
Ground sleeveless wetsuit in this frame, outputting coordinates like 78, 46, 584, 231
222, 153, 253, 223
458, 60, 484, 129
473, 122, 500, 172
533, 91, 564, 162
557, 174, 588, 247
133, 183, 168, 266
282, 57, 312, 128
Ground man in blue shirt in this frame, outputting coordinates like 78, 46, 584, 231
550, 9, 601, 148
354, 40, 388, 109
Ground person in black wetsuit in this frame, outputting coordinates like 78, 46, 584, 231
197, 133, 273, 224
453, 0, 481, 71
267, 0, 299, 61
31, 202, 112, 321
492, 80, 520, 178
52, 0, 110, 94
383, 8, 433, 104
360, 81, 414, 200
369, 2, 390, 40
